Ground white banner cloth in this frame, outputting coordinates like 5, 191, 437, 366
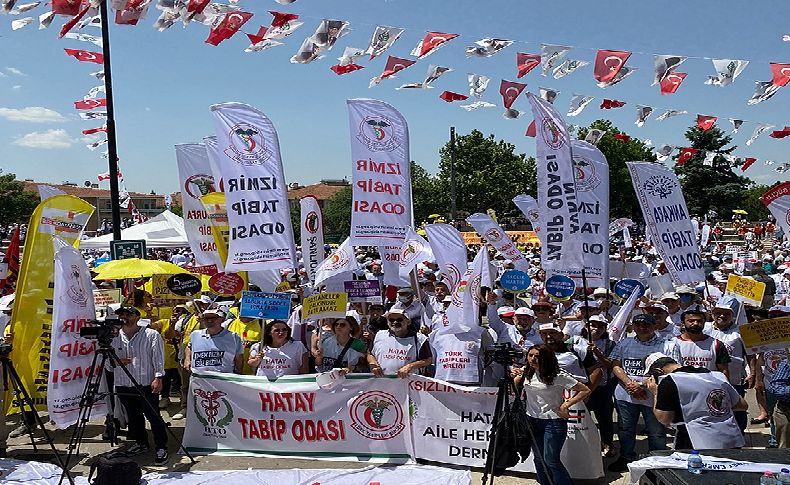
762, 182, 790, 238
378, 244, 410, 287
347, 98, 413, 246
466, 213, 529, 272
210, 102, 296, 273
299, 196, 325, 284
443, 246, 491, 335
513, 194, 544, 245
627, 162, 704, 285
425, 223, 468, 291
398, 227, 434, 280
314, 237, 359, 288
628, 452, 790, 485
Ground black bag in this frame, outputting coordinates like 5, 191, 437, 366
88, 452, 142, 485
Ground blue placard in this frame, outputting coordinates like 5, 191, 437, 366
500, 270, 532, 292
240, 291, 292, 320
93, 257, 111, 268
545, 275, 576, 300
614, 279, 645, 299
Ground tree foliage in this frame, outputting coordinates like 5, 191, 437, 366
321, 185, 352, 244
0, 173, 39, 227
740, 184, 771, 222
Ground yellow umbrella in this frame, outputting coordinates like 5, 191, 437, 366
732, 209, 748, 215
92, 258, 190, 280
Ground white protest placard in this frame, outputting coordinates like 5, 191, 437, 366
299, 196, 325, 285
466, 213, 529, 272
93, 288, 121, 319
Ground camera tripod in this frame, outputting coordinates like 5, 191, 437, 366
1, 354, 74, 484
59, 338, 196, 485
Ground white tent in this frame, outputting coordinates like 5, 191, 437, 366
80, 210, 190, 249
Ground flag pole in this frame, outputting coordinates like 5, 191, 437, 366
449, 126, 457, 224
99, 0, 122, 240
581, 268, 592, 340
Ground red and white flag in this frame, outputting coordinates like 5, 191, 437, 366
593, 49, 631, 84
696, 114, 717, 131
205, 11, 252, 46
770, 126, 790, 139
97, 170, 123, 181
525, 120, 536, 137
52, 0, 81, 16
741, 158, 757, 171
115, 0, 152, 25
365, 25, 403, 60
762, 182, 790, 238
677, 147, 698, 166
516, 52, 541, 78
770, 62, 790, 87
439, 91, 468, 102
660, 72, 686, 94
600, 99, 625, 109
330, 63, 363, 75
74, 98, 106, 110
58, 3, 90, 38
499, 80, 526, 109
264, 11, 302, 40
82, 126, 106, 135
410, 31, 458, 59
652, 54, 686, 86
64, 48, 103, 64
369, 55, 415, 87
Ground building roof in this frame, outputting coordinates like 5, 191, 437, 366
287, 182, 348, 201
23, 181, 164, 200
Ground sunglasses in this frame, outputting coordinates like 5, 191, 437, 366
388, 318, 404, 323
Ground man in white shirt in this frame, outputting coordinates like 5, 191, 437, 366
185, 308, 243, 374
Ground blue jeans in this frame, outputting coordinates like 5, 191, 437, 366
767, 390, 778, 447
528, 417, 573, 485
616, 400, 667, 462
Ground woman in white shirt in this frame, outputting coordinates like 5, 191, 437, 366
316, 315, 383, 376
248, 320, 309, 380
516, 344, 590, 485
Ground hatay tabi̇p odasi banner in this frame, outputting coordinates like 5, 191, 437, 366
8, 195, 93, 414
210, 102, 296, 273
347, 98, 413, 246
627, 161, 704, 285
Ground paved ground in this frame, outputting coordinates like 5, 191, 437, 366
5, 391, 771, 484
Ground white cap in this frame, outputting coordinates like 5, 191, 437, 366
514, 307, 534, 317
497, 306, 516, 317
538, 323, 563, 333
643, 352, 675, 376
589, 314, 608, 324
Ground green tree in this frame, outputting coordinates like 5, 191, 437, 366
0, 172, 39, 227
673, 125, 750, 218
740, 184, 771, 222
169, 203, 183, 217
410, 161, 443, 226
577, 120, 656, 220
322, 185, 352, 243
435, 130, 537, 221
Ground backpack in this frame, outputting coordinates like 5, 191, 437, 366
88, 452, 142, 485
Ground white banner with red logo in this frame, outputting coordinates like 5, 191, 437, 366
184, 371, 413, 461
398, 227, 434, 280
762, 181, 790, 240
466, 213, 529, 272
210, 102, 296, 273
314, 237, 359, 288
48, 238, 106, 429
424, 223, 468, 291
378, 244, 411, 287
299, 196, 325, 285
175, 143, 223, 269
627, 162, 704, 285
347, 98, 413, 246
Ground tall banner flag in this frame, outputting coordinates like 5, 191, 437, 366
424, 224, 467, 291
570, 140, 610, 288
203, 136, 224, 187
200, 192, 230, 266
444, 246, 490, 335
49, 238, 105, 428
627, 162, 704, 285
38, 185, 66, 201
466, 213, 529, 272
761, 182, 790, 238
299, 196, 325, 284
398, 227, 434, 280
378, 245, 410, 287
527, 92, 585, 279
513, 194, 544, 245
347, 99, 412, 246
210, 102, 296, 273
175, 143, 223, 269
314, 237, 359, 287
8, 195, 94, 414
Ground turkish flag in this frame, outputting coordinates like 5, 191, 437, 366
380, 56, 415, 78
206, 11, 253, 46
593, 49, 631, 83
660, 72, 687, 95
439, 91, 468, 102
769, 126, 790, 138
74, 98, 107, 110
499, 79, 526, 109
64, 48, 104, 64
516, 52, 541, 78
525, 120, 537, 137
412, 31, 458, 59
770, 62, 790, 87
614, 133, 631, 143
82, 126, 107, 135
246, 26, 268, 45
741, 158, 757, 171
677, 147, 698, 166
59, 3, 90, 38
52, 0, 82, 16
600, 99, 626, 109
115, 0, 151, 26
270, 11, 298, 28
696, 114, 717, 131
187, 0, 209, 13
330, 63, 364, 75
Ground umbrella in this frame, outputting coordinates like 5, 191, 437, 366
93, 258, 190, 280
732, 209, 748, 215
428, 214, 442, 219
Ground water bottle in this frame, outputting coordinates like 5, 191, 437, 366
778, 468, 790, 485
762, 471, 778, 485
687, 450, 703, 475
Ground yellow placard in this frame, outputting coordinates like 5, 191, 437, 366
200, 192, 229, 266
275, 281, 291, 293
302, 292, 348, 320
150, 274, 188, 300
725, 274, 766, 306
740, 317, 790, 353
461, 230, 540, 247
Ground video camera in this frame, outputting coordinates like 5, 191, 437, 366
489, 342, 524, 365
0, 342, 12, 356
79, 315, 122, 346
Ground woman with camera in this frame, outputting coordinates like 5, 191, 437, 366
248, 320, 308, 379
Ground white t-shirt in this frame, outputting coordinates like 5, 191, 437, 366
250, 340, 308, 379
522, 371, 580, 419
318, 337, 367, 372
372, 331, 428, 375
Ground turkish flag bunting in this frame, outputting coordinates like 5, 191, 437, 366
115, 0, 151, 25
206, 11, 253, 46
741, 158, 757, 171
246, 26, 268, 45
769, 126, 790, 138
499, 79, 526, 109
52, 0, 82, 16
770, 63, 790, 87
525, 120, 537, 137
380, 56, 416, 78
330, 63, 364, 75
187, 0, 209, 14
660, 72, 687, 95
412, 31, 459, 59
82, 126, 107, 135
439, 91, 468, 102
516, 52, 541, 78
593, 49, 631, 83
59, 3, 90, 39
600, 99, 626, 109
696, 114, 717, 131
614, 133, 631, 143
74, 98, 107, 110
270, 11, 298, 28
64, 48, 104, 64
677, 147, 698, 166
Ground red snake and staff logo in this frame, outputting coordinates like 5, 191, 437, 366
348, 390, 405, 440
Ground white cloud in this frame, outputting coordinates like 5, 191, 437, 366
5, 67, 25, 76
13, 129, 73, 149
11, 85, 21, 90
0, 107, 66, 123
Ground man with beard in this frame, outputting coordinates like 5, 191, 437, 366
427, 281, 450, 315
674, 309, 730, 376
372, 310, 432, 377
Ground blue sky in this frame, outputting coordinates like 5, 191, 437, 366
0, 0, 788, 195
